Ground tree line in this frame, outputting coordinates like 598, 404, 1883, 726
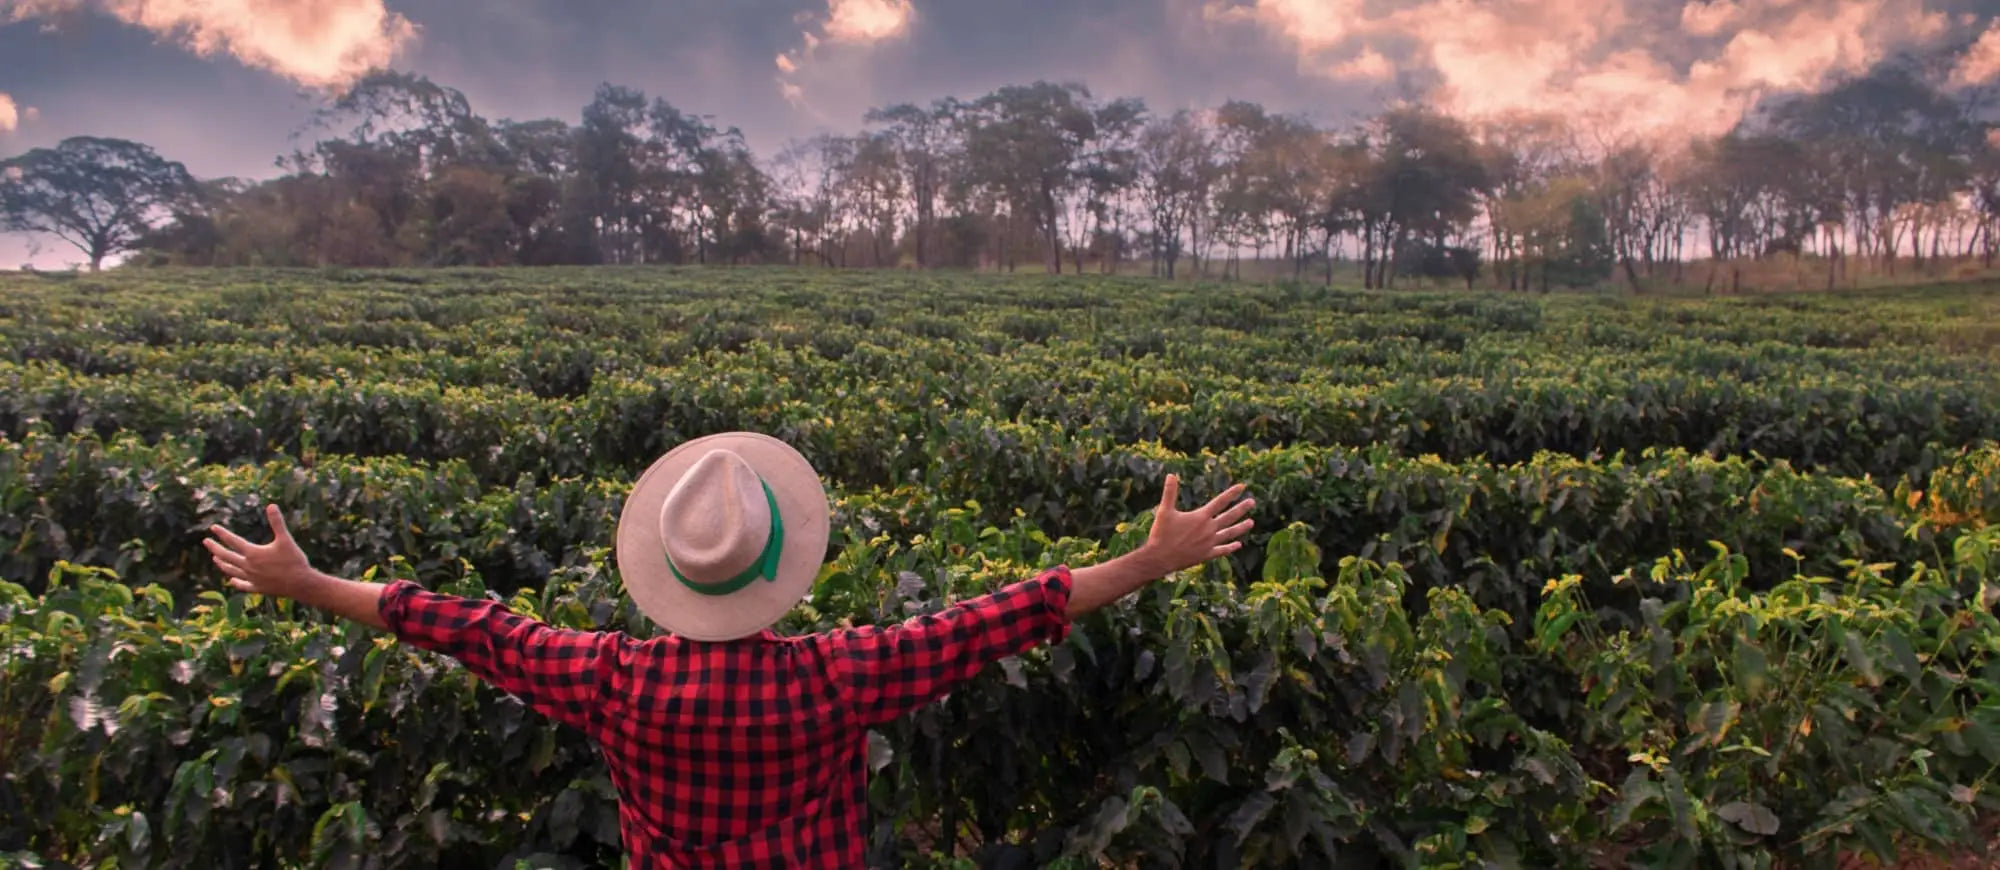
3, 62, 1997, 291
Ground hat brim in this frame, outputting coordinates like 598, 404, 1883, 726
614, 432, 830, 641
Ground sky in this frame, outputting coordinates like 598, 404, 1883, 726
3, 0, 2000, 269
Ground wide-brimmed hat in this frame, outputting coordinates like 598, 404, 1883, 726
614, 432, 830, 641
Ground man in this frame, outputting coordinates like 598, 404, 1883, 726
203, 431, 1255, 868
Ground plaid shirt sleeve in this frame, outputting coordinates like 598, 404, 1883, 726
376, 579, 615, 734
825, 565, 1074, 727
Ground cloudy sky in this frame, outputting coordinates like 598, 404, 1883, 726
3, 0, 1999, 268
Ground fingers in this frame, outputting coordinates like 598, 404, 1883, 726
1215, 518, 1254, 541
1159, 474, 1180, 512
1199, 482, 1249, 516
1215, 496, 1256, 525
208, 523, 255, 553
204, 538, 247, 568
1209, 541, 1243, 558
265, 504, 293, 542
227, 578, 255, 593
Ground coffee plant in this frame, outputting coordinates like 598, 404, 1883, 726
4, 267, 2000, 869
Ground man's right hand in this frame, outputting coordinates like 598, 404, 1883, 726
1065, 474, 1255, 618
1140, 474, 1255, 575
206, 504, 318, 599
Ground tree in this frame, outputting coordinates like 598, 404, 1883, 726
1, 136, 196, 270
769, 136, 841, 266
572, 84, 651, 264
1135, 110, 1215, 279
1475, 112, 1579, 290
1071, 97, 1147, 274
1768, 64, 1969, 275
492, 118, 585, 265
866, 99, 961, 268
841, 132, 902, 267
1348, 106, 1490, 288
1971, 130, 2000, 269
959, 82, 1099, 274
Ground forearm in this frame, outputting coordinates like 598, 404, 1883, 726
283, 570, 391, 631
1066, 545, 1173, 618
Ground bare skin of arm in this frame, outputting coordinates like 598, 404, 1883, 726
205, 474, 1252, 627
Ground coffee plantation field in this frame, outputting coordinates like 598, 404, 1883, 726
4, 266, 2000, 870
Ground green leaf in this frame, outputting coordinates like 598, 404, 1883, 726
1842, 632, 1882, 687
1072, 796, 1131, 856
1283, 789, 1313, 851
1537, 612, 1581, 652
1690, 700, 1740, 751
1733, 642, 1768, 698
548, 788, 583, 846
1965, 718, 2000, 766
1164, 740, 1191, 780
1154, 794, 1197, 838
1347, 730, 1375, 765
1244, 655, 1278, 713
1880, 629, 1922, 683
1858, 819, 1897, 862
1664, 768, 1696, 842
1611, 769, 1660, 831
1716, 801, 1779, 836
1225, 792, 1278, 844
1190, 730, 1229, 785
529, 727, 557, 774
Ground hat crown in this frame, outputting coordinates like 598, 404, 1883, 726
659, 450, 772, 583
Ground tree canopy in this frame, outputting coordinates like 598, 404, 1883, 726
4, 63, 1997, 289
1, 136, 195, 271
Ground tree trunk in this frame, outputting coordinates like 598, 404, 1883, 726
1041, 190, 1061, 275
1362, 221, 1378, 290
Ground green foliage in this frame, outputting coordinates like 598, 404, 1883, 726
0, 137, 197, 271
10, 522, 2000, 867
4, 268, 2000, 867
1536, 527, 2000, 868
1545, 196, 1616, 289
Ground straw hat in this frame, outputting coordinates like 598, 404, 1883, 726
614, 432, 830, 641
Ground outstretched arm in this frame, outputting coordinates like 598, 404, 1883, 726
205, 505, 389, 629
204, 505, 613, 734
831, 473, 1253, 725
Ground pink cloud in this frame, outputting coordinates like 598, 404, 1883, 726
1953, 20, 2000, 86
776, 0, 915, 110
2, 0, 419, 90
1201, 0, 1958, 148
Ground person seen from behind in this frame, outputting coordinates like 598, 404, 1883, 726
203, 431, 1256, 868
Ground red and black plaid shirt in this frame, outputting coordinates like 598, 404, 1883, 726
377, 566, 1075, 869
